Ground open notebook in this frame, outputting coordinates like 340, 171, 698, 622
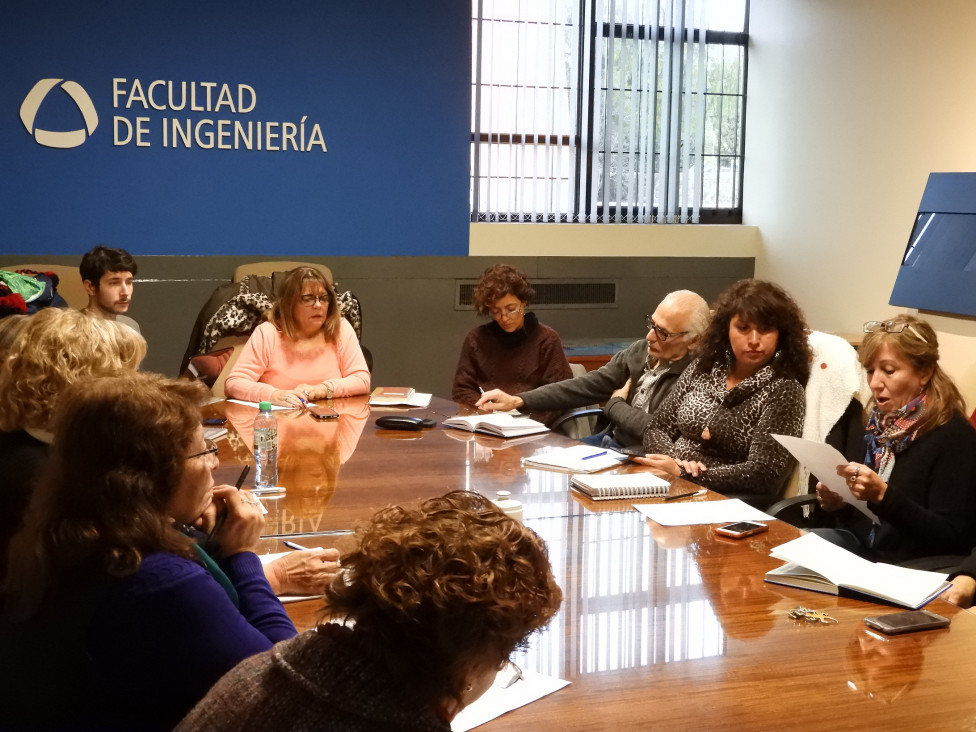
442, 413, 548, 438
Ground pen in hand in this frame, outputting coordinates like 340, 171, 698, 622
209, 465, 251, 544
283, 540, 309, 551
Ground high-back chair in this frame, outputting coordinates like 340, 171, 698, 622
182, 262, 369, 398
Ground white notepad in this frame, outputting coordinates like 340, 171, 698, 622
570, 472, 670, 500
522, 444, 627, 473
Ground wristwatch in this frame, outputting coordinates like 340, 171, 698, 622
324, 383, 334, 400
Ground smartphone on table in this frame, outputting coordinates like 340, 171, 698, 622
715, 521, 769, 539
863, 610, 950, 635
309, 406, 339, 421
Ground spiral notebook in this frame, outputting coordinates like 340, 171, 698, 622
569, 472, 670, 500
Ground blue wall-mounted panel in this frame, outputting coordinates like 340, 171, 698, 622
0, 1, 470, 255
890, 172, 976, 316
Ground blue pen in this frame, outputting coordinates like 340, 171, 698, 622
581, 450, 607, 460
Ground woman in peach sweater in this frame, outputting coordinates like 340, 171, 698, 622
225, 267, 370, 407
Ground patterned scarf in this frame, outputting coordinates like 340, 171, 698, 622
863, 394, 926, 482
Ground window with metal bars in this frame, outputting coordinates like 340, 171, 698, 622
471, 0, 748, 224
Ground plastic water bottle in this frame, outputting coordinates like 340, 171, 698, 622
253, 401, 279, 491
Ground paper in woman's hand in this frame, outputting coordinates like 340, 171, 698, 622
772, 434, 878, 522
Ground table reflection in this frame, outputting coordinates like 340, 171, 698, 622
844, 626, 932, 704
517, 511, 728, 680
224, 399, 368, 536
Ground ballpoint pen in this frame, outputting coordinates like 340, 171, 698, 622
664, 489, 707, 501
209, 464, 251, 543
283, 540, 309, 551
581, 450, 607, 460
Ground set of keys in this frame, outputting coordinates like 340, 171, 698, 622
787, 606, 839, 624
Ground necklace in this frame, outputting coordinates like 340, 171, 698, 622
700, 374, 727, 441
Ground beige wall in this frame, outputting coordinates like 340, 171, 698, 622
470, 223, 760, 258
746, 0, 976, 410
473, 0, 976, 411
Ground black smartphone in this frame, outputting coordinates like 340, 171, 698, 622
202, 417, 226, 426
309, 406, 339, 421
863, 610, 950, 635
715, 521, 769, 539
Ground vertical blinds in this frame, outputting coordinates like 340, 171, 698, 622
472, 0, 710, 224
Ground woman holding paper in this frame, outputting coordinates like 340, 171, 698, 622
178, 491, 563, 731
0, 373, 297, 731
814, 315, 976, 564
452, 263, 573, 425
225, 266, 370, 408
633, 279, 809, 496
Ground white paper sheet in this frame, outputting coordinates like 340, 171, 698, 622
451, 670, 570, 732
772, 434, 878, 522
522, 444, 629, 473
633, 498, 771, 526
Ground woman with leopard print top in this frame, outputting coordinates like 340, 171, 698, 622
634, 279, 810, 496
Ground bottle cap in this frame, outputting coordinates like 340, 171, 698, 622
258, 401, 272, 411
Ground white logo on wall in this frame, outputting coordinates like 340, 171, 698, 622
20, 79, 99, 149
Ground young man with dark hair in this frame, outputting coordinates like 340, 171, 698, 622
79, 245, 140, 333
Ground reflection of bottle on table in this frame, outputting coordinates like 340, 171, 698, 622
253, 401, 280, 492
493, 490, 523, 522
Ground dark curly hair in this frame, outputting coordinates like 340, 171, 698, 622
3, 373, 210, 621
323, 490, 562, 707
472, 264, 534, 316
80, 244, 137, 284
695, 279, 811, 385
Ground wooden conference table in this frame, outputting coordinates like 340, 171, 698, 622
208, 396, 976, 730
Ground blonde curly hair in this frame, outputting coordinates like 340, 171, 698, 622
0, 308, 146, 431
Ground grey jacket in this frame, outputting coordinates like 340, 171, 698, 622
518, 339, 694, 447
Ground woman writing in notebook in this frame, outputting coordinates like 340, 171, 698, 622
633, 279, 810, 497
0, 373, 298, 731
179, 491, 562, 730
225, 266, 370, 408
813, 315, 976, 565
452, 263, 572, 425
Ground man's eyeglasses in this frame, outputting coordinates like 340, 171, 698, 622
645, 315, 688, 342
863, 320, 929, 344
299, 293, 330, 307
494, 660, 524, 689
187, 439, 219, 460
490, 304, 522, 320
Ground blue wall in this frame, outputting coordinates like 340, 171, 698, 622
0, 1, 471, 256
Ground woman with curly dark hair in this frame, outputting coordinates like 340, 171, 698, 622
452, 263, 572, 425
634, 279, 811, 497
0, 373, 296, 731
178, 490, 563, 731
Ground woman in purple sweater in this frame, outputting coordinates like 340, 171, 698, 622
0, 373, 296, 731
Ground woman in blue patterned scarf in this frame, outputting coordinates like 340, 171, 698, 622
814, 315, 976, 564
